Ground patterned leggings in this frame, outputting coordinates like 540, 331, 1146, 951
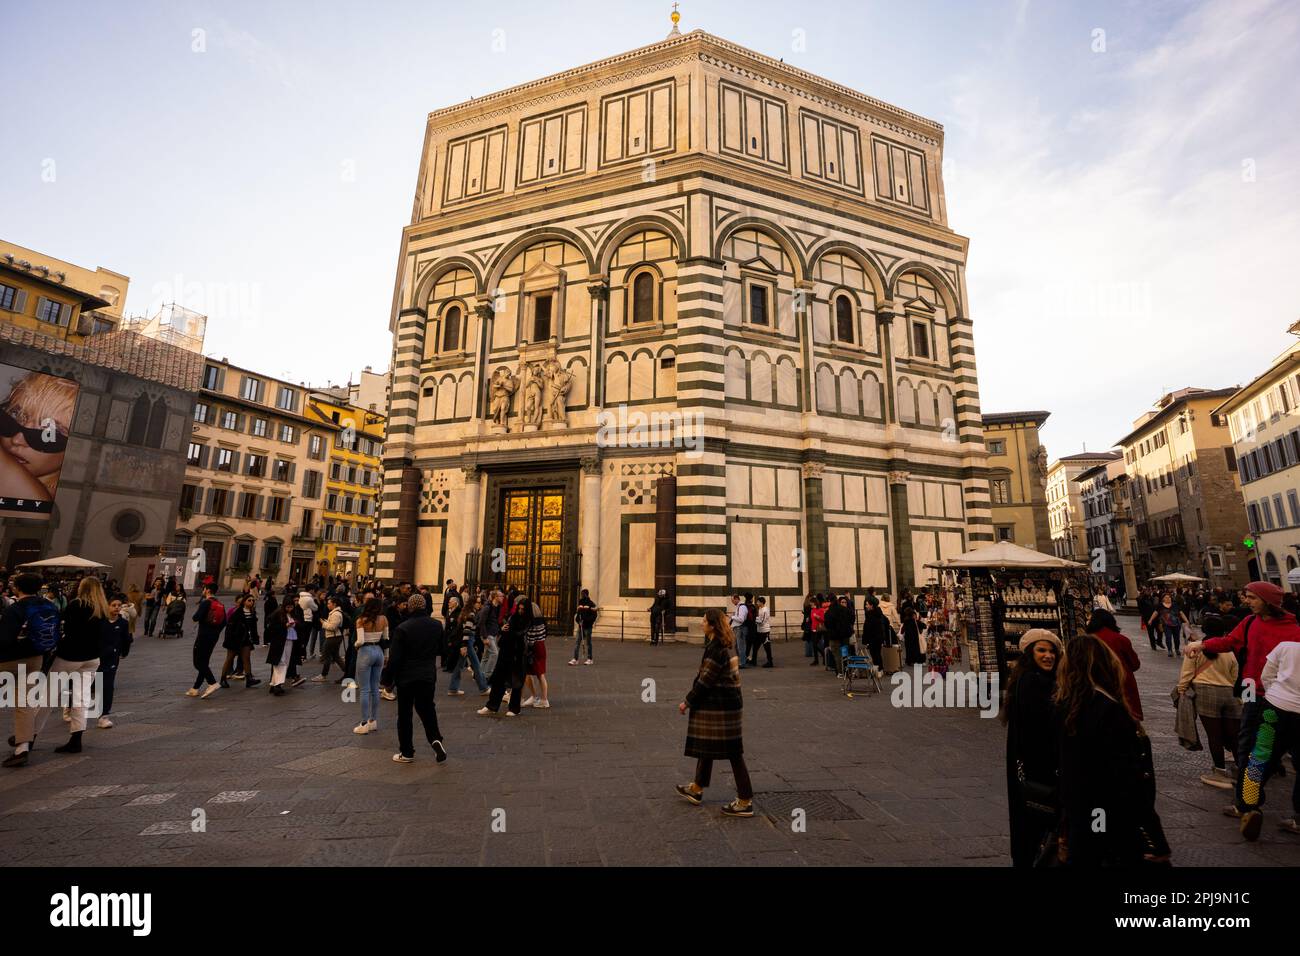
1241, 705, 1300, 814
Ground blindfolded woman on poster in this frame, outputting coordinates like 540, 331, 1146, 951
0, 370, 76, 513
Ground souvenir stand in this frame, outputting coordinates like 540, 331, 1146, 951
926, 543, 1091, 682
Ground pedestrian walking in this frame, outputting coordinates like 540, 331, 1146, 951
1056, 634, 1170, 866
389, 593, 448, 764
479, 597, 529, 717
521, 599, 550, 708
1152, 592, 1187, 657
162, 585, 187, 639
1238, 639, 1300, 839
729, 594, 750, 669
477, 590, 501, 685
1002, 629, 1061, 867
0, 573, 58, 767
218, 594, 262, 689
571, 588, 596, 665
448, 599, 489, 696
754, 596, 773, 667
1084, 609, 1143, 720
1175, 614, 1240, 791
312, 597, 346, 682
650, 589, 671, 645
37, 576, 109, 755
94, 594, 134, 729
353, 598, 389, 735
142, 577, 164, 637
187, 585, 226, 699
264, 597, 296, 696
675, 607, 754, 817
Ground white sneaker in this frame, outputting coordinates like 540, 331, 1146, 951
392, 753, 414, 763
476, 706, 494, 716
97, 717, 113, 729
568, 659, 578, 666
380, 689, 396, 701
367, 719, 378, 732
504, 711, 517, 718
584, 659, 593, 666
201, 683, 220, 699
185, 688, 200, 697
534, 700, 551, 709
521, 696, 535, 707
353, 723, 370, 735
448, 690, 465, 696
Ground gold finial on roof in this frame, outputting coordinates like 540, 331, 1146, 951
669, 2, 681, 36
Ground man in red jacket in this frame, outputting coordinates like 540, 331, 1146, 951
1186, 581, 1300, 824
1085, 609, 1143, 720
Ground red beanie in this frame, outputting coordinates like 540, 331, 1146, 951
1246, 581, 1285, 609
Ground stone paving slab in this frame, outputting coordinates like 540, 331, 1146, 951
0, 610, 1297, 866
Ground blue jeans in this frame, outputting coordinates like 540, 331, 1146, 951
1164, 623, 1181, 655
449, 642, 488, 693
736, 630, 748, 667
572, 624, 593, 662
357, 644, 384, 724
481, 634, 498, 679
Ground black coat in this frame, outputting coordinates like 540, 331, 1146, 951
58, 599, 104, 662
224, 608, 259, 650
264, 615, 291, 667
389, 615, 445, 686
492, 606, 529, 684
1005, 667, 1059, 867
823, 602, 854, 642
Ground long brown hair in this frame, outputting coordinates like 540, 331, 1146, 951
1054, 634, 1133, 734
704, 608, 734, 648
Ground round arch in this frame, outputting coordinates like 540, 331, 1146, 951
594, 216, 687, 274
484, 227, 596, 294
410, 256, 484, 308
886, 260, 961, 316
806, 240, 888, 301
712, 217, 808, 282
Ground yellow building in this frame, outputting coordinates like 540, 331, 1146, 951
0, 240, 129, 341
307, 389, 385, 580
981, 411, 1051, 550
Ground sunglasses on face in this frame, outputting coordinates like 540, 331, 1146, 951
0, 406, 68, 454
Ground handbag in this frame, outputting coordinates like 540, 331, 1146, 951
1015, 759, 1058, 816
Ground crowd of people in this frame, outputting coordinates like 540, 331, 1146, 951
1005, 580, 1300, 866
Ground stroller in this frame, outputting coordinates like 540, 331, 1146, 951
162, 597, 187, 639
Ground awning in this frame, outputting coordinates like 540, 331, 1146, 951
925, 541, 1087, 571
1287, 567, 1300, 586
17, 554, 109, 570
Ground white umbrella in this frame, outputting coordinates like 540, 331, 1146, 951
17, 555, 109, 570
1149, 572, 1206, 583
925, 541, 1087, 571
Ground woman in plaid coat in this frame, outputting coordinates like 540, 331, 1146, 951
676, 608, 754, 817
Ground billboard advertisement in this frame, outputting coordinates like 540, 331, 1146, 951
0, 362, 79, 520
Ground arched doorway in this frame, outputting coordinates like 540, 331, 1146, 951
1264, 552, 1282, 587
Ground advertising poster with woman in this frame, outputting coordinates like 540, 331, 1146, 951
0, 362, 79, 519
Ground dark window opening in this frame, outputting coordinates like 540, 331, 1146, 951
632, 273, 654, 324
834, 296, 854, 343
912, 321, 930, 359
532, 294, 553, 342
749, 284, 769, 326
443, 305, 462, 352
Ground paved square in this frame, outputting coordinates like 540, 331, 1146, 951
1, 612, 1297, 866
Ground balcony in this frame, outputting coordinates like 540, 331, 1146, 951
1147, 534, 1184, 549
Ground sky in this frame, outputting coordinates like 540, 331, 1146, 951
3, 0, 1297, 457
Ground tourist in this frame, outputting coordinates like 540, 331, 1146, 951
441, 578, 458, 624
448, 599, 489, 696
675, 607, 753, 818
729, 595, 749, 669
1151, 592, 1187, 657
353, 597, 389, 734
218, 594, 262, 689
142, 577, 165, 637
388, 592, 447, 764
262, 582, 278, 625
264, 596, 296, 696
0, 572, 58, 767
1056, 634, 1170, 866
650, 588, 671, 645
800, 592, 816, 660
1001, 628, 1061, 867
479, 596, 528, 717
477, 590, 501, 686
808, 593, 827, 666
754, 596, 773, 668
1137, 588, 1158, 651
1084, 609, 1143, 720
521, 598, 550, 709
571, 588, 597, 665
1238, 638, 1300, 839
298, 587, 319, 660
162, 585, 187, 639
39, 576, 109, 755
900, 603, 924, 668
1175, 613, 1240, 791
95, 594, 134, 729
823, 594, 853, 677
188, 585, 226, 699
1186, 581, 1300, 828
313, 596, 346, 682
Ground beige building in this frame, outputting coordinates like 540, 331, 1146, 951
176, 358, 340, 588
1074, 457, 1127, 581
1047, 451, 1121, 561
378, 29, 993, 633
1116, 387, 1248, 588
0, 239, 129, 342
980, 411, 1050, 550
1213, 326, 1300, 588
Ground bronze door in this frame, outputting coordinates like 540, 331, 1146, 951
502, 487, 566, 623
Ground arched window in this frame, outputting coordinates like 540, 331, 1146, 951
146, 397, 168, 448
834, 295, 854, 344
633, 272, 655, 324
127, 394, 151, 445
442, 306, 462, 353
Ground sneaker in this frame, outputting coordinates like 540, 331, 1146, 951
534, 700, 550, 709
96, 717, 113, 730
291, 676, 307, 688
432, 740, 447, 763
479, 688, 492, 696
675, 783, 703, 806
392, 753, 414, 763
476, 706, 495, 716
1279, 818, 1300, 836
367, 720, 378, 732
201, 683, 220, 699
448, 690, 465, 696
1241, 810, 1263, 841
521, 696, 535, 707
567, 659, 578, 666
1211, 766, 1234, 781
1222, 805, 1242, 819
245, 677, 262, 688
720, 799, 755, 818
185, 688, 200, 697
380, 689, 396, 701
353, 723, 370, 735
584, 659, 593, 666
311, 675, 327, 683
504, 711, 517, 718
1200, 773, 1233, 790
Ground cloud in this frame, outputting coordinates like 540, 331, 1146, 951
952, 0, 1300, 456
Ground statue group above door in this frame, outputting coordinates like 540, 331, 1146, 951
489, 346, 573, 433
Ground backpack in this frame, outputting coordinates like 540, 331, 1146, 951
22, 600, 60, 654
206, 599, 227, 629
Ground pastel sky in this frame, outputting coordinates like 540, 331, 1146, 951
3, 0, 1297, 458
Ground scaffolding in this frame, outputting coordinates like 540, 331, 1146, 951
120, 303, 207, 353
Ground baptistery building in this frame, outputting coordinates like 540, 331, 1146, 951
379, 29, 992, 635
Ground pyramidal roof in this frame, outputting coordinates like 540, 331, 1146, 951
427, 29, 943, 137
